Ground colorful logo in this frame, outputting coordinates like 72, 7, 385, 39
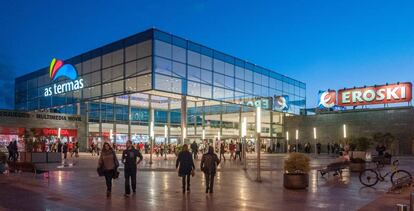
318, 90, 336, 108
274, 95, 289, 111
49, 58, 78, 81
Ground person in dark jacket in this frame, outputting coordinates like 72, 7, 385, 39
122, 140, 143, 197
176, 144, 195, 193
201, 146, 220, 193
191, 141, 198, 160
62, 143, 68, 160
98, 142, 119, 197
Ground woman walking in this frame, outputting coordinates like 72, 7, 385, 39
98, 142, 119, 197
176, 144, 195, 193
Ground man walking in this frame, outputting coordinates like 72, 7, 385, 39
122, 140, 143, 197
191, 141, 198, 160
201, 146, 220, 193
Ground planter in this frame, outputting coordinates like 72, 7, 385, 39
19, 152, 32, 162
283, 173, 309, 189
349, 162, 366, 172
31, 152, 47, 163
47, 152, 62, 163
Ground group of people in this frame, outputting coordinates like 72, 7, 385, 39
6, 140, 19, 161
97, 140, 221, 197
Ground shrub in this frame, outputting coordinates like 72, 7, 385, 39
284, 153, 310, 174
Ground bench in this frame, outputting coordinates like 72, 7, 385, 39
388, 175, 412, 193
7, 161, 50, 179
317, 162, 350, 182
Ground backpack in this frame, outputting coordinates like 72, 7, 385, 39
202, 154, 216, 173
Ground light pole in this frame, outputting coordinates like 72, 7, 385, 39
286, 131, 289, 153
295, 129, 299, 152
164, 125, 168, 160
149, 121, 154, 165
313, 127, 317, 155
242, 117, 247, 170
256, 107, 261, 182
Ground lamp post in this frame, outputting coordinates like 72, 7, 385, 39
149, 121, 154, 165
286, 131, 289, 153
313, 127, 317, 155
242, 117, 247, 170
256, 107, 262, 182
295, 129, 299, 152
164, 125, 168, 160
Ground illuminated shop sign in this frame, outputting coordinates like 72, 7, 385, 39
243, 98, 271, 109
318, 90, 336, 109
318, 82, 412, 108
338, 83, 412, 106
274, 95, 289, 111
44, 58, 84, 97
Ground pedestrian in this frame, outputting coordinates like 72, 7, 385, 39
176, 144, 195, 193
229, 140, 235, 160
235, 141, 242, 161
201, 146, 220, 193
7, 142, 13, 161
276, 142, 281, 153
327, 143, 331, 155
122, 140, 143, 197
191, 141, 198, 160
62, 143, 68, 161
316, 142, 321, 154
98, 142, 119, 197
219, 142, 226, 161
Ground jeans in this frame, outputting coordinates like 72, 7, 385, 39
204, 172, 215, 192
104, 170, 114, 192
124, 168, 137, 194
182, 174, 191, 191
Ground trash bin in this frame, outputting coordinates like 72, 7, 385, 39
396, 203, 408, 211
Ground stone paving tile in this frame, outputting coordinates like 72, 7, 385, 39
1, 153, 413, 211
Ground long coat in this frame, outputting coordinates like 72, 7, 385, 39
176, 151, 195, 176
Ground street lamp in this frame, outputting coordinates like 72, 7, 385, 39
202, 129, 205, 140
286, 131, 289, 153
256, 107, 262, 182
343, 124, 347, 138
313, 127, 317, 155
295, 129, 299, 152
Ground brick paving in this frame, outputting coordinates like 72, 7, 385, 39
1, 153, 414, 211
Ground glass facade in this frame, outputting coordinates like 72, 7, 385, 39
14, 28, 306, 150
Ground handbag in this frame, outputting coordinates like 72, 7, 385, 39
191, 170, 195, 177
97, 166, 104, 177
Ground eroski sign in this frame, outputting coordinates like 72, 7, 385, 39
44, 58, 84, 97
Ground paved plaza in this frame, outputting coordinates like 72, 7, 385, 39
1, 153, 414, 211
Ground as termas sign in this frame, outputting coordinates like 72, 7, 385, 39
44, 58, 84, 97
338, 83, 412, 106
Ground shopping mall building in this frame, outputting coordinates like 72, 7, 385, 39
10, 28, 306, 151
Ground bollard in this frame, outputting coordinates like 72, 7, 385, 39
397, 203, 408, 211
411, 192, 414, 211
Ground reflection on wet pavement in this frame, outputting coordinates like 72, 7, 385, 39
1, 153, 413, 210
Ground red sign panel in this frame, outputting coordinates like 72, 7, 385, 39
338, 82, 412, 106
35, 128, 77, 137
0, 127, 25, 135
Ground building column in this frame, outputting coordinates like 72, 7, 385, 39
220, 102, 223, 141
167, 98, 171, 145
128, 95, 132, 141
99, 99, 102, 144
194, 102, 197, 138
83, 102, 89, 152
112, 97, 116, 144
270, 110, 274, 153
202, 101, 206, 141
181, 96, 187, 145
149, 95, 153, 165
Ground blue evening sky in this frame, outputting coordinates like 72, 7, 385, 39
0, 0, 413, 109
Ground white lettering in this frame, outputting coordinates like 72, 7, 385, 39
386, 87, 399, 100
376, 88, 385, 100
352, 91, 363, 102
401, 86, 406, 99
342, 92, 350, 103
44, 78, 85, 97
363, 89, 376, 102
